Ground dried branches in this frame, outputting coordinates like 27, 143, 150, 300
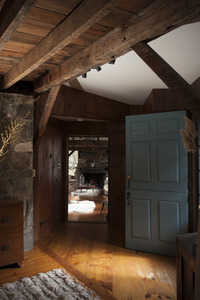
0, 111, 30, 161
180, 116, 198, 153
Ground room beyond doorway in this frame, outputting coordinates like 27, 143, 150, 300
67, 136, 109, 223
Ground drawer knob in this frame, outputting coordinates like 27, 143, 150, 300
1, 245, 10, 251
1, 217, 10, 223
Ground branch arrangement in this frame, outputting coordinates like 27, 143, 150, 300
0, 111, 31, 161
180, 116, 198, 153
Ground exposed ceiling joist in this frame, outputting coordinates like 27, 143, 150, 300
1, 0, 121, 89
132, 42, 200, 117
33, 0, 200, 93
0, 0, 36, 50
34, 85, 60, 149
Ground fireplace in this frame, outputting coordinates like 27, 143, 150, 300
80, 167, 107, 189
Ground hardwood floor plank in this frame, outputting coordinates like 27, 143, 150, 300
135, 252, 176, 300
87, 240, 113, 291
64, 225, 94, 274
1, 223, 177, 300
43, 223, 176, 299
161, 255, 177, 292
112, 247, 145, 299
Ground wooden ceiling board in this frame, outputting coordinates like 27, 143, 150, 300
0, 49, 24, 60
117, 0, 152, 13
1, 0, 122, 89
27, 6, 66, 25
11, 32, 42, 45
2, 40, 35, 53
17, 17, 56, 37
35, 0, 81, 15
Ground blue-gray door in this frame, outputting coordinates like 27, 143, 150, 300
125, 111, 188, 256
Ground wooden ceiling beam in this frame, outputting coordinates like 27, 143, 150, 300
1, 0, 121, 89
33, 0, 200, 93
0, 0, 36, 50
132, 42, 200, 117
34, 85, 60, 149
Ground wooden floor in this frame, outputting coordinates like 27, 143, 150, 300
0, 223, 177, 299
39, 223, 176, 299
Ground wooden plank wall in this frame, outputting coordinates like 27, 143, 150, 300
52, 85, 130, 122
34, 98, 63, 241
142, 89, 186, 114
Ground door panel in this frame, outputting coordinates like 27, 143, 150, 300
131, 199, 151, 239
126, 111, 188, 256
159, 201, 180, 242
157, 140, 179, 182
132, 141, 151, 182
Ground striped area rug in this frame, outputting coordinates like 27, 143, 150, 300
0, 268, 101, 299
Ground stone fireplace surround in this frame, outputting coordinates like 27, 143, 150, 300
80, 167, 107, 189
74, 147, 108, 190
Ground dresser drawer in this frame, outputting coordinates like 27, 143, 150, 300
0, 204, 23, 234
0, 232, 23, 267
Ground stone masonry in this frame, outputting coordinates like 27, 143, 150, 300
0, 93, 34, 251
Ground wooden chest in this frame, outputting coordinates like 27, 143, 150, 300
0, 199, 24, 267
176, 233, 197, 300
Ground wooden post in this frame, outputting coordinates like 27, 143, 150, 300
34, 85, 60, 150
194, 206, 200, 299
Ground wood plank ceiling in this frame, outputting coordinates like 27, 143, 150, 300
0, 0, 200, 115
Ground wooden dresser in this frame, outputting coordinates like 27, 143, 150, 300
0, 199, 24, 267
176, 232, 197, 300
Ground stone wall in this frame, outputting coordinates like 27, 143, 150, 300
78, 148, 108, 170
0, 93, 34, 251
76, 148, 108, 188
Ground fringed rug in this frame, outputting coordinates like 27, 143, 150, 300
0, 268, 101, 300
68, 200, 96, 213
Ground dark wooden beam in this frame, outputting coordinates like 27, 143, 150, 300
132, 42, 200, 118
34, 0, 200, 93
1, 0, 121, 89
0, 80, 34, 95
0, 0, 36, 50
34, 85, 60, 149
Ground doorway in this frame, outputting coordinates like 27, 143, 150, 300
67, 136, 109, 223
